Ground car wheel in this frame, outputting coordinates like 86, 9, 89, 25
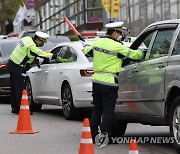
26, 79, 42, 112
111, 116, 127, 137
169, 96, 180, 153
61, 83, 76, 120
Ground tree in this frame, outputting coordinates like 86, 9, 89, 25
0, 0, 25, 34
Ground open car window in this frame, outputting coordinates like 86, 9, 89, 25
122, 30, 156, 67
56, 46, 77, 63
148, 29, 175, 59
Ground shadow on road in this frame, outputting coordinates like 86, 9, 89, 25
37, 106, 92, 121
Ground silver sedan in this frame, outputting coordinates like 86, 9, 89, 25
26, 41, 93, 120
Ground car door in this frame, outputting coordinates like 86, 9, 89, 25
40, 46, 77, 104
118, 29, 156, 113
118, 24, 177, 116
36, 46, 64, 103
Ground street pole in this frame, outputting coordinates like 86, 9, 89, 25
110, 0, 112, 23
127, 0, 131, 34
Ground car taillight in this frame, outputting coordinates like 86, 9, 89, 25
80, 70, 94, 76
0, 64, 6, 69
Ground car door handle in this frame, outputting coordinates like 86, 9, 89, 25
45, 71, 48, 74
158, 63, 166, 68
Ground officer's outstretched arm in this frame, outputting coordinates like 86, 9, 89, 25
118, 45, 143, 60
29, 45, 53, 60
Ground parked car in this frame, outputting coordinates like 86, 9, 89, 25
25, 41, 93, 120
113, 19, 180, 152
0, 39, 20, 96
0, 38, 55, 97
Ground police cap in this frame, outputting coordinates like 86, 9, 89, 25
105, 22, 124, 33
35, 31, 49, 42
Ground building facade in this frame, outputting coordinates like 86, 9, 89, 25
33, 0, 180, 37
120, 0, 180, 36
34, 0, 103, 36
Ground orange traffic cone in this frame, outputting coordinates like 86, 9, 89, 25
10, 89, 39, 134
79, 118, 94, 154
129, 139, 139, 154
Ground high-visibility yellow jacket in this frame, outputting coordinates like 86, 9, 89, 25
84, 37, 143, 86
10, 36, 52, 68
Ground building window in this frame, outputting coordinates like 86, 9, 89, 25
87, 10, 103, 23
170, 4, 178, 19
120, 5, 127, 21
147, 3, 153, 25
134, 4, 139, 21
162, 2, 169, 20
155, 5, 161, 22
87, 0, 102, 8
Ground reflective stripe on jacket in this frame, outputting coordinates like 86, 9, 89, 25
84, 37, 143, 86
10, 36, 52, 67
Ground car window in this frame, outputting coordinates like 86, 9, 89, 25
138, 32, 154, 53
51, 47, 63, 55
149, 29, 175, 59
172, 31, 180, 55
122, 31, 155, 66
57, 46, 77, 63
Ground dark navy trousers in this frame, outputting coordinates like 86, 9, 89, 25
90, 82, 118, 139
9, 72, 25, 111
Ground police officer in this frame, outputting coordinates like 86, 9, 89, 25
84, 22, 143, 142
7, 31, 53, 114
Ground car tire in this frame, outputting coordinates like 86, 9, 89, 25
169, 96, 180, 153
61, 83, 77, 120
111, 118, 127, 137
26, 79, 42, 112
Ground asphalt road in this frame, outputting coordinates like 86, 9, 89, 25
0, 97, 178, 154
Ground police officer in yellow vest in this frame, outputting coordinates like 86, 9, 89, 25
7, 31, 53, 114
84, 22, 143, 142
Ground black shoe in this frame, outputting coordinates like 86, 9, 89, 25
30, 111, 33, 115
11, 109, 19, 114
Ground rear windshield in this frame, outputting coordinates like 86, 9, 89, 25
1, 42, 17, 56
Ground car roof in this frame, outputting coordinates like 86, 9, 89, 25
0, 38, 20, 44
148, 19, 180, 27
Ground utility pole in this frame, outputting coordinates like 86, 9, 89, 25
127, 0, 131, 33
110, 0, 112, 23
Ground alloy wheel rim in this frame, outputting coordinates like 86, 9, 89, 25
173, 105, 180, 145
62, 88, 71, 116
